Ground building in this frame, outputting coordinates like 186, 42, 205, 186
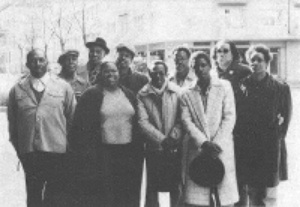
97, 0, 300, 84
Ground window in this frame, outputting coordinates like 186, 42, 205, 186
270, 48, 280, 77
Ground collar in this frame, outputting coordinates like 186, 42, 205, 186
170, 69, 197, 82
217, 60, 238, 76
139, 80, 179, 96
150, 80, 168, 96
119, 67, 133, 79
30, 72, 50, 86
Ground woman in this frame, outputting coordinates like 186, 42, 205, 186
66, 61, 142, 207
137, 60, 183, 207
180, 51, 238, 207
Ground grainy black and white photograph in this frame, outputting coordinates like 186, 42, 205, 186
0, 0, 300, 206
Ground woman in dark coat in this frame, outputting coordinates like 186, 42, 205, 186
61, 61, 142, 207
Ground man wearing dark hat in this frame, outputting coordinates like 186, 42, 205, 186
58, 50, 90, 101
116, 43, 148, 94
84, 37, 110, 85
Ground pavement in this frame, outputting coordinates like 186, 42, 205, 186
0, 88, 300, 207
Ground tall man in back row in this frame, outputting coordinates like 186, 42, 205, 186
7, 49, 76, 207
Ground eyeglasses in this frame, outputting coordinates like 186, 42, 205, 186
217, 48, 230, 54
250, 57, 264, 63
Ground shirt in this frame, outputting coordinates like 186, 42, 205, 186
100, 88, 135, 144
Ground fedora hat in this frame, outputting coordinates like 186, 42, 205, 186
86, 37, 110, 54
58, 50, 79, 65
116, 43, 135, 58
189, 152, 225, 187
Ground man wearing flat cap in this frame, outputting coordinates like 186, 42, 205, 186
58, 50, 90, 101
116, 43, 148, 94
115, 43, 148, 207
83, 37, 110, 85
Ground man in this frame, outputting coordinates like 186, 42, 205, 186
58, 50, 90, 101
212, 40, 252, 206
115, 43, 148, 207
169, 45, 197, 89
138, 61, 182, 207
7, 49, 76, 207
80, 37, 110, 85
116, 43, 148, 94
237, 44, 292, 207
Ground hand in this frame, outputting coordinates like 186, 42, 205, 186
161, 137, 178, 151
201, 141, 222, 159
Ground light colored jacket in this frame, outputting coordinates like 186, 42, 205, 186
180, 77, 238, 206
7, 74, 76, 155
169, 69, 197, 90
137, 81, 182, 151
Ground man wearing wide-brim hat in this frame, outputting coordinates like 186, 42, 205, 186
80, 37, 110, 85
57, 50, 90, 101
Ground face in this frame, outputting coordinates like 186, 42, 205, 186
88, 45, 106, 65
249, 51, 268, 74
116, 50, 133, 72
62, 55, 78, 73
215, 43, 233, 66
26, 50, 48, 78
149, 64, 166, 89
194, 57, 211, 80
102, 63, 120, 88
175, 50, 189, 73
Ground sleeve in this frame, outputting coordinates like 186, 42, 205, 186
212, 81, 236, 145
180, 92, 207, 147
280, 83, 292, 139
137, 94, 165, 144
64, 83, 77, 135
7, 87, 19, 154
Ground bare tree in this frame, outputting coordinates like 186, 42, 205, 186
71, 0, 87, 46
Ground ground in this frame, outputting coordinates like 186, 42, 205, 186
0, 88, 300, 207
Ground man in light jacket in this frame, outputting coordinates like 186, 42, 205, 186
138, 60, 183, 207
7, 49, 76, 207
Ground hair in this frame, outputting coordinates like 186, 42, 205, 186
212, 40, 240, 62
151, 60, 168, 74
173, 46, 191, 59
190, 51, 211, 70
26, 49, 46, 63
245, 44, 272, 64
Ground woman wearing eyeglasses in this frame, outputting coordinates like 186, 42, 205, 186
180, 51, 238, 207
212, 40, 252, 206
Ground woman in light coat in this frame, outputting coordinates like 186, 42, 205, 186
180, 51, 238, 207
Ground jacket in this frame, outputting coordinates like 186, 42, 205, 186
180, 77, 238, 206
7, 74, 76, 155
67, 84, 141, 181
137, 81, 183, 151
236, 74, 292, 186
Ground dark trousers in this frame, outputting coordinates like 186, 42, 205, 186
145, 151, 181, 207
20, 151, 65, 207
101, 143, 143, 207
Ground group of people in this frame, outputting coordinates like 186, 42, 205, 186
7, 37, 292, 207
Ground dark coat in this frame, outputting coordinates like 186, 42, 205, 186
217, 61, 252, 136
66, 84, 141, 182
119, 70, 149, 95
236, 74, 292, 187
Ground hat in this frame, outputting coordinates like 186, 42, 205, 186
86, 37, 110, 54
116, 43, 135, 57
189, 152, 225, 187
58, 50, 79, 65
